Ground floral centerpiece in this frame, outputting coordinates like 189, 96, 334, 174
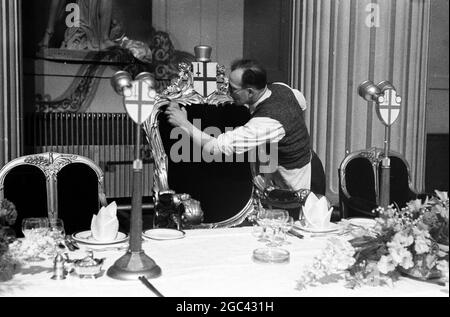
8, 230, 61, 263
0, 199, 19, 281
297, 191, 449, 289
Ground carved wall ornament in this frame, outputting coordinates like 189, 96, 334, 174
35, 31, 196, 113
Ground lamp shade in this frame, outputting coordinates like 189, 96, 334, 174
376, 80, 396, 92
111, 71, 132, 96
358, 80, 381, 102
135, 72, 156, 88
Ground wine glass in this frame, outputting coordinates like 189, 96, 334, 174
252, 208, 270, 242
252, 209, 291, 264
49, 218, 65, 242
21, 217, 50, 262
275, 216, 294, 245
265, 209, 289, 247
22, 217, 49, 238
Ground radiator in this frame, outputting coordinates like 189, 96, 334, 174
24, 113, 154, 199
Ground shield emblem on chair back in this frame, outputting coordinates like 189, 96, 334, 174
192, 62, 218, 97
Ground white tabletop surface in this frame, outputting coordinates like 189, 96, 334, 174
1, 227, 448, 297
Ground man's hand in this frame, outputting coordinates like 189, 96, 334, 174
166, 102, 189, 129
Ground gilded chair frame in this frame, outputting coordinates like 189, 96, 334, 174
0, 152, 106, 221
142, 63, 255, 228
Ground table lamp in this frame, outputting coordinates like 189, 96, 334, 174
358, 80, 402, 208
107, 71, 162, 280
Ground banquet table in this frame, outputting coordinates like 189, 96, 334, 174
1, 227, 448, 297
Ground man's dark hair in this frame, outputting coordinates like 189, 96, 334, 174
230, 59, 267, 90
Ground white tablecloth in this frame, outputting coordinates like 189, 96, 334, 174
1, 227, 448, 297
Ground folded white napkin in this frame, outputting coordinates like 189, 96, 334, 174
90, 201, 119, 241
302, 193, 333, 229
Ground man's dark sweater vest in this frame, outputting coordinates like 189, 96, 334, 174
251, 84, 311, 170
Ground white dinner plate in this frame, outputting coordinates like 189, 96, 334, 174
294, 221, 341, 233
347, 217, 376, 228
72, 231, 128, 245
142, 228, 185, 240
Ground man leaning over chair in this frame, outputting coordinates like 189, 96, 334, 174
165, 59, 326, 217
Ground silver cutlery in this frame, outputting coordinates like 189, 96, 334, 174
139, 276, 164, 297
287, 229, 304, 239
64, 236, 78, 251
86, 246, 129, 252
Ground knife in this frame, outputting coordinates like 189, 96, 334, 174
139, 276, 164, 297
65, 235, 79, 251
287, 228, 304, 239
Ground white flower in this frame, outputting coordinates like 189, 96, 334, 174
425, 254, 437, 270
388, 245, 414, 269
407, 199, 424, 212
412, 227, 431, 254
388, 232, 414, 249
377, 255, 396, 274
435, 204, 449, 220
414, 236, 430, 254
297, 238, 355, 289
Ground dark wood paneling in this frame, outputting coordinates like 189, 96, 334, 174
243, 0, 292, 83
425, 134, 449, 192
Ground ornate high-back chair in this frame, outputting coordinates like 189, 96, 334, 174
0, 152, 107, 235
338, 147, 421, 218
141, 62, 257, 229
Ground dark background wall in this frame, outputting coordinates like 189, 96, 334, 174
425, 0, 449, 192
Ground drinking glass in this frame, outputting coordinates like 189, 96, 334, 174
49, 218, 65, 242
265, 209, 289, 247
252, 209, 291, 264
252, 208, 270, 242
21, 217, 50, 262
22, 217, 49, 238
275, 216, 294, 245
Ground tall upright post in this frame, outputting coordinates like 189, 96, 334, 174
379, 126, 391, 208
107, 71, 161, 280
358, 80, 402, 209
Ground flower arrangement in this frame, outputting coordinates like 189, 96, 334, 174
0, 199, 19, 281
8, 230, 59, 263
0, 199, 17, 227
297, 191, 449, 290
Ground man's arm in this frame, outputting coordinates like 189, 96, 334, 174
165, 102, 285, 156
165, 103, 218, 152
